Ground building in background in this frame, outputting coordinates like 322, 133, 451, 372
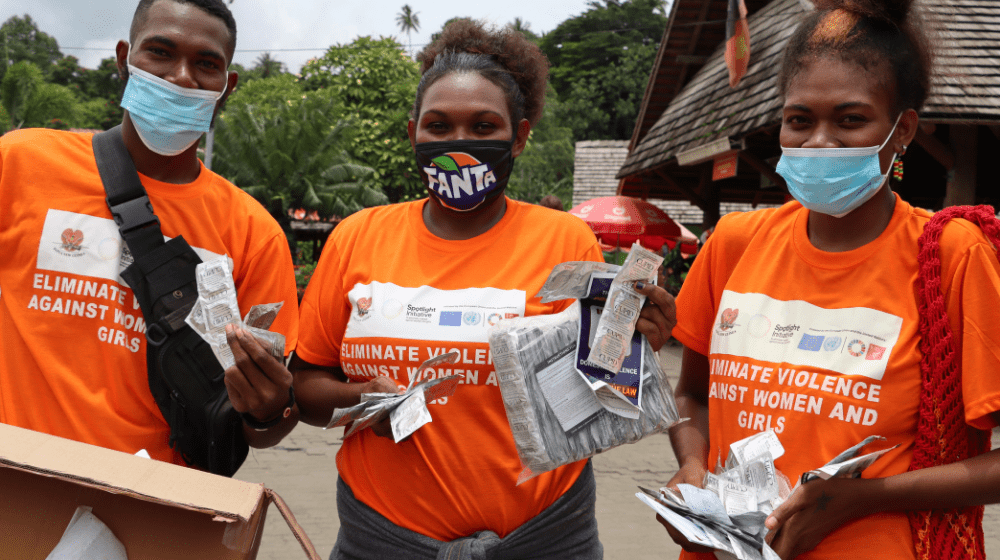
615, 0, 1000, 230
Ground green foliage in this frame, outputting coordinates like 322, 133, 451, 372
539, 0, 667, 140
554, 41, 659, 140
0, 15, 62, 83
506, 86, 575, 205
49, 54, 81, 86
212, 78, 386, 227
295, 261, 317, 289
301, 36, 421, 202
1, 61, 78, 131
253, 52, 286, 78
225, 73, 303, 121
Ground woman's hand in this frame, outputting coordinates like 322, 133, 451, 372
765, 477, 873, 559
360, 376, 403, 439
634, 281, 677, 351
657, 462, 715, 553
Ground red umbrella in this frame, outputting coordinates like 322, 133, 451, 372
569, 196, 698, 254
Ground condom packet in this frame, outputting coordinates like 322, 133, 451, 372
586, 243, 663, 373
326, 351, 463, 442
244, 302, 284, 330
639, 434, 895, 560
185, 257, 286, 369
535, 261, 622, 303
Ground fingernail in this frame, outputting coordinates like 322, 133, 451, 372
225, 324, 234, 334
765, 517, 776, 530
636, 281, 645, 289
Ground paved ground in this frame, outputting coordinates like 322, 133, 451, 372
236, 343, 1000, 559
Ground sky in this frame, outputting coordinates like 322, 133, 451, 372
3, 0, 597, 72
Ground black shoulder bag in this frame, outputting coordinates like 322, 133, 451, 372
92, 125, 248, 476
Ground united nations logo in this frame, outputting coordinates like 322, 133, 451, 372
462, 311, 482, 326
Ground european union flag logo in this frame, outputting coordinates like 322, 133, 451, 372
823, 336, 842, 351
798, 333, 825, 351
439, 311, 462, 326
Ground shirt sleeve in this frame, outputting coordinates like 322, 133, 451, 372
295, 232, 350, 368
947, 241, 1000, 430
234, 231, 300, 356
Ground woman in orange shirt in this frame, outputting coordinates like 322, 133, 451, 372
287, 19, 676, 559
663, 0, 1000, 558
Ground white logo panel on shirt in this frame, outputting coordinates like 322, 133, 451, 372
345, 282, 526, 343
36, 209, 225, 284
710, 290, 903, 380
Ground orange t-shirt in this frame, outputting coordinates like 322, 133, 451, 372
672, 195, 1000, 560
0, 128, 299, 466
296, 198, 604, 541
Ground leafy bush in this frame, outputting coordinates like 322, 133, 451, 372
301, 37, 422, 202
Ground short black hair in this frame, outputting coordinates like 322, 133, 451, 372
130, 0, 237, 63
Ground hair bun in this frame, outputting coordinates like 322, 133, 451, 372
813, 0, 914, 25
416, 19, 549, 126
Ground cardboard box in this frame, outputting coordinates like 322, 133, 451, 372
0, 422, 317, 560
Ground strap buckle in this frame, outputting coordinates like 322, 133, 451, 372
109, 195, 159, 234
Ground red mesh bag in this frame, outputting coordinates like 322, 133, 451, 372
909, 205, 999, 560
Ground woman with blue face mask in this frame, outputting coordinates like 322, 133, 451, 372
288, 19, 677, 560
660, 0, 1000, 559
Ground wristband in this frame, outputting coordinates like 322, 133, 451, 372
241, 386, 295, 431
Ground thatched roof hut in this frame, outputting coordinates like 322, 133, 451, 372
617, 0, 1000, 228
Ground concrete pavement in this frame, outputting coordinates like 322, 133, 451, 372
236, 343, 1000, 559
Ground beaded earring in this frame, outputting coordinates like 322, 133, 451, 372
892, 146, 906, 182
892, 157, 904, 181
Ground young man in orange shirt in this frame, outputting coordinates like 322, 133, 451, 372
0, 0, 299, 466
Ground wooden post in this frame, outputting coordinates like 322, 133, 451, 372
944, 125, 977, 207
701, 167, 720, 230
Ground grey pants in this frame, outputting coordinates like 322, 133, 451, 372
331, 460, 604, 560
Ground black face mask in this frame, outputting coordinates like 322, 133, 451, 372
415, 138, 515, 212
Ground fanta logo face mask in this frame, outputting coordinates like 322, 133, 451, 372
776, 115, 900, 218
415, 139, 515, 212
120, 48, 227, 157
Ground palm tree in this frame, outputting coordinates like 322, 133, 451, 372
253, 52, 285, 78
508, 17, 539, 42
212, 94, 386, 246
395, 5, 420, 58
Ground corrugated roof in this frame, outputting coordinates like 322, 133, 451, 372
620, 0, 1000, 179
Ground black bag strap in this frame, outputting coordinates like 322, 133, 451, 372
92, 125, 164, 256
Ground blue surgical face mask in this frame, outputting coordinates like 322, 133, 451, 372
776, 115, 900, 218
120, 48, 227, 157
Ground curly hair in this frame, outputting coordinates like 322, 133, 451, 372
413, 19, 549, 129
779, 0, 933, 114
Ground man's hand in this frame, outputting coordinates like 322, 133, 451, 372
656, 462, 715, 553
224, 324, 293, 423
360, 375, 402, 439
635, 281, 677, 351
